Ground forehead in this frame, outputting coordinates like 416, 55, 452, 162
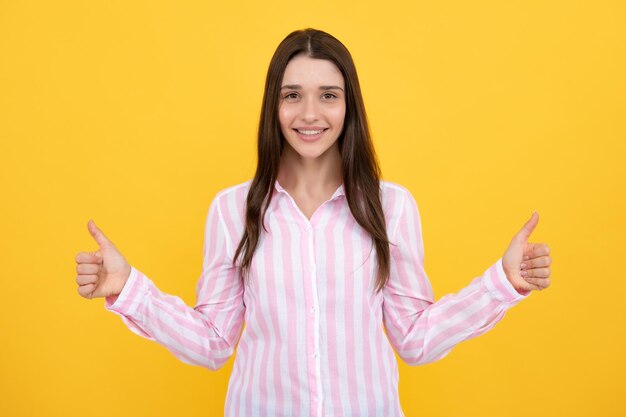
282, 55, 344, 87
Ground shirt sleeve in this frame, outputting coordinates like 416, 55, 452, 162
382, 189, 530, 365
104, 195, 246, 371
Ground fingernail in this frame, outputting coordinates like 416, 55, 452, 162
519, 270, 527, 277
520, 263, 527, 269
523, 256, 530, 261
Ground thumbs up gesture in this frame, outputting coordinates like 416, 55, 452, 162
75, 220, 131, 299
502, 212, 552, 293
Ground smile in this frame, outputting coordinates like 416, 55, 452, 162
295, 129, 327, 135
293, 128, 328, 142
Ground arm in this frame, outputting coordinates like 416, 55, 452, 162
382, 190, 530, 366
104, 197, 245, 370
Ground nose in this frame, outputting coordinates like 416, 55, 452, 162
300, 96, 320, 123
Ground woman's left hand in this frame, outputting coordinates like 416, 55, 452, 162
502, 212, 552, 293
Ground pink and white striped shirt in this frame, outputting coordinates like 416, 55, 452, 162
105, 179, 529, 417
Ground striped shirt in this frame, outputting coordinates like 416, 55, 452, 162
105, 179, 529, 417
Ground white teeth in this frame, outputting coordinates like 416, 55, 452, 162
297, 129, 324, 135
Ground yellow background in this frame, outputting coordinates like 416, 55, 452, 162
1, 1, 624, 416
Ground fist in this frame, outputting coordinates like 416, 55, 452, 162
502, 212, 552, 293
75, 220, 131, 299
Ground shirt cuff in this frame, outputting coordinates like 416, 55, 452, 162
104, 267, 147, 316
482, 258, 531, 303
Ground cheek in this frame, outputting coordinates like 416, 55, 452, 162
278, 106, 294, 129
332, 106, 347, 129
277, 106, 286, 127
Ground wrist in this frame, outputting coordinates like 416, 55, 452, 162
504, 265, 533, 296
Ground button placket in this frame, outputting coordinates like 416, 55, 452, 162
305, 224, 323, 415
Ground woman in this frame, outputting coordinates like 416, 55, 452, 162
75, 28, 552, 417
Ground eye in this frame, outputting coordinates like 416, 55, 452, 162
283, 92, 299, 101
322, 92, 337, 100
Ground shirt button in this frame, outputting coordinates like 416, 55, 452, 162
310, 307, 316, 314
312, 351, 318, 358
308, 265, 315, 271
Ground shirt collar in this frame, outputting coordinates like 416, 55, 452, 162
274, 180, 345, 200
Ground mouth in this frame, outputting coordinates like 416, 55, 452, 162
293, 128, 328, 142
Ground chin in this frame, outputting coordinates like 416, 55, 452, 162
297, 145, 335, 160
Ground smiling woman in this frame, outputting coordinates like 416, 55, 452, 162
276, 55, 347, 213
75, 28, 552, 417
238, 28, 393, 293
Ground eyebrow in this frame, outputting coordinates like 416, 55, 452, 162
280, 84, 344, 91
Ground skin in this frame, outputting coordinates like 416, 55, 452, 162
501, 211, 552, 293
75, 220, 130, 299
75, 57, 551, 299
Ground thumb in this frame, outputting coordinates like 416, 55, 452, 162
87, 219, 113, 247
513, 211, 539, 244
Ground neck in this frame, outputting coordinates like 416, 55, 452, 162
276, 143, 343, 195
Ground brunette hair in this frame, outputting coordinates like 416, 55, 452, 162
233, 28, 391, 293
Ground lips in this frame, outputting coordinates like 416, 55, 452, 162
293, 127, 328, 142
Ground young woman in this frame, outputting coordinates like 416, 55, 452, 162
75, 28, 552, 417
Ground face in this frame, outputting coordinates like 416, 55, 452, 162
278, 54, 346, 161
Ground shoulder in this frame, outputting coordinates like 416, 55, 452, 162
380, 180, 416, 209
213, 179, 252, 203
379, 180, 422, 238
209, 179, 252, 224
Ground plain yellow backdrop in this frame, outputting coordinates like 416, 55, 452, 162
1, 1, 624, 416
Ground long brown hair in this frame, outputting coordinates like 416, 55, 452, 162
233, 28, 391, 293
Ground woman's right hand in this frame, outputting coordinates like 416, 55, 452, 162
75, 220, 131, 299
